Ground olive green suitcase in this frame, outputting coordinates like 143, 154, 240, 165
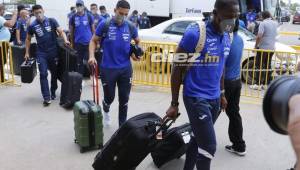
73, 65, 103, 153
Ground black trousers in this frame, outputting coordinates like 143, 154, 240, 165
255, 51, 274, 85
225, 78, 246, 151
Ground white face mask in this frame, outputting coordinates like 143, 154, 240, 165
92, 10, 97, 15
35, 13, 44, 21
76, 6, 84, 13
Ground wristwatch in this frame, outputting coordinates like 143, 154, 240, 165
221, 90, 225, 97
171, 101, 179, 107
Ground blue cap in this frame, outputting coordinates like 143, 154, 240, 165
76, 0, 84, 5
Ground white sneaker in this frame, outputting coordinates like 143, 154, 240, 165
103, 111, 111, 127
250, 84, 258, 90
250, 84, 264, 91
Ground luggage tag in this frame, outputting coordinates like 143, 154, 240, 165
181, 132, 191, 144
156, 113, 181, 140
156, 127, 163, 140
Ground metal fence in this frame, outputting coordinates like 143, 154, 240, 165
0, 41, 16, 86
241, 48, 299, 98
133, 41, 300, 99
133, 41, 176, 88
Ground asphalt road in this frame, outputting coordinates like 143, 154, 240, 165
278, 22, 300, 46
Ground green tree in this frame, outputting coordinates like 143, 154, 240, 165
280, 0, 287, 7
290, 3, 300, 12
18, 0, 36, 4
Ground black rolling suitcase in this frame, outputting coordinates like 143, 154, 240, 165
20, 58, 37, 83
151, 123, 192, 168
59, 50, 82, 108
57, 38, 77, 82
92, 113, 176, 170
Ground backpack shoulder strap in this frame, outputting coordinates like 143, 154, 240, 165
195, 21, 206, 53
48, 18, 56, 30
181, 21, 206, 84
70, 14, 76, 27
125, 19, 135, 37
101, 18, 112, 38
229, 32, 234, 44
87, 13, 93, 27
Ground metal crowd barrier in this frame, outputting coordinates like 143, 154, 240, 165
0, 41, 16, 85
241, 48, 299, 98
133, 41, 177, 87
132, 41, 300, 99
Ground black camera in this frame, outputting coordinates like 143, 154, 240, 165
263, 76, 300, 135
130, 44, 144, 58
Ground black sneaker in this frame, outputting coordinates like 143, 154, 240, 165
43, 100, 52, 106
51, 91, 56, 100
51, 94, 56, 100
225, 145, 246, 156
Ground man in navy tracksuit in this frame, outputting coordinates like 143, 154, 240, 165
25, 5, 70, 106
166, 0, 239, 169
89, 0, 141, 127
69, 0, 94, 76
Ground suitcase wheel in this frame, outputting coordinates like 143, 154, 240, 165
80, 147, 86, 153
98, 144, 103, 149
74, 139, 77, 144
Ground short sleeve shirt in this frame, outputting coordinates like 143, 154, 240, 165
95, 19, 138, 69
179, 22, 231, 99
0, 16, 11, 41
16, 18, 28, 42
69, 13, 94, 45
28, 17, 59, 54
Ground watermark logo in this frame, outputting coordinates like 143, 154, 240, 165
150, 52, 220, 66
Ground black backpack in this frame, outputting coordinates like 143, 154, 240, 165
9, 24, 17, 42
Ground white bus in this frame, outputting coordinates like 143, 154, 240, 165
36, 0, 279, 29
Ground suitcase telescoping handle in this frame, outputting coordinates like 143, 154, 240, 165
153, 113, 181, 139
91, 64, 99, 105
25, 58, 35, 65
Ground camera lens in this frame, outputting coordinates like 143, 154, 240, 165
263, 76, 300, 135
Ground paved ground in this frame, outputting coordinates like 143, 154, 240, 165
0, 75, 296, 170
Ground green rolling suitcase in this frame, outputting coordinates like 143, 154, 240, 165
73, 65, 103, 153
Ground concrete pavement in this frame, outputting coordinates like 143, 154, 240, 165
0, 76, 296, 170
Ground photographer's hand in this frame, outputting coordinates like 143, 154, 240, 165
288, 94, 300, 170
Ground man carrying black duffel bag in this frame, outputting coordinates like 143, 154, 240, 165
25, 5, 70, 106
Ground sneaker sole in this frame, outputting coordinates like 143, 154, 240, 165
225, 148, 246, 156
